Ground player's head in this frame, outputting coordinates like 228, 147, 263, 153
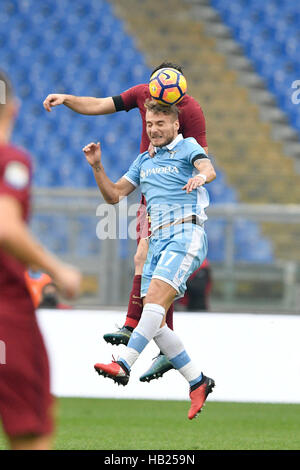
151, 62, 184, 76
0, 70, 18, 139
144, 98, 180, 148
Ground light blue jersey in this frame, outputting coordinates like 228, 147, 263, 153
123, 134, 209, 233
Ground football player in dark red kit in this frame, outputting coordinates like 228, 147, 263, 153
43, 62, 208, 381
0, 71, 82, 450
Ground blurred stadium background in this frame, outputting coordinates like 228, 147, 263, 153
1, 0, 300, 313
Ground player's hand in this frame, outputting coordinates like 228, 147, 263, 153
43, 94, 66, 112
182, 175, 206, 193
148, 142, 155, 158
82, 142, 102, 168
52, 264, 82, 299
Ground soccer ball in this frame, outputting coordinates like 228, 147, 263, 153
149, 68, 187, 105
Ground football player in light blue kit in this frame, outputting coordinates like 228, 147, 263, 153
125, 132, 210, 302
83, 99, 216, 419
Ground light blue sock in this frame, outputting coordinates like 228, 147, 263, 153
119, 303, 165, 371
154, 325, 202, 385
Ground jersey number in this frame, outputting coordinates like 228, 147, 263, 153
158, 251, 178, 267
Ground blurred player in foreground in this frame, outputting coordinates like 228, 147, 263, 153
0, 71, 81, 450
43, 62, 209, 382
83, 100, 216, 419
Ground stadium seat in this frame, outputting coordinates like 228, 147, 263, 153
212, 0, 300, 140
0, 0, 275, 262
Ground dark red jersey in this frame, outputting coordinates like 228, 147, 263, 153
0, 144, 34, 316
117, 84, 207, 152
0, 145, 54, 438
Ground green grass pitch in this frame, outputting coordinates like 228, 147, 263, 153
1, 398, 300, 450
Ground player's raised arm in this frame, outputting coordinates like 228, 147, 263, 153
43, 94, 116, 115
183, 157, 216, 193
83, 142, 136, 204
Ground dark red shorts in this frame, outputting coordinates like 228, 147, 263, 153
0, 312, 54, 438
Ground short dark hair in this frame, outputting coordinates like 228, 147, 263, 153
151, 61, 184, 77
144, 98, 179, 119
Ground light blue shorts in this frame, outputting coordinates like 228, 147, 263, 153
141, 223, 208, 299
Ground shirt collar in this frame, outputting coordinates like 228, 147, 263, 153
154, 133, 183, 153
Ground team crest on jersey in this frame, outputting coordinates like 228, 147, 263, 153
168, 150, 177, 159
4, 161, 29, 190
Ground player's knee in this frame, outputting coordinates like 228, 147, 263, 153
134, 244, 148, 269
134, 252, 145, 269
145, 279, 176, 311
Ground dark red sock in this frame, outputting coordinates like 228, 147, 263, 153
124, 275, 143, 329
166, 303, 174, 330
125, 275, 175, 331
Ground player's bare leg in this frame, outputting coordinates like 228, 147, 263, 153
7, 401, 56, 450
103, 239, 175, 362
104, 244, 175, 380
103, 238, 148, 345
133, 237, 149, 276
8, 434, 53, 450
143, 278, 176, 318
